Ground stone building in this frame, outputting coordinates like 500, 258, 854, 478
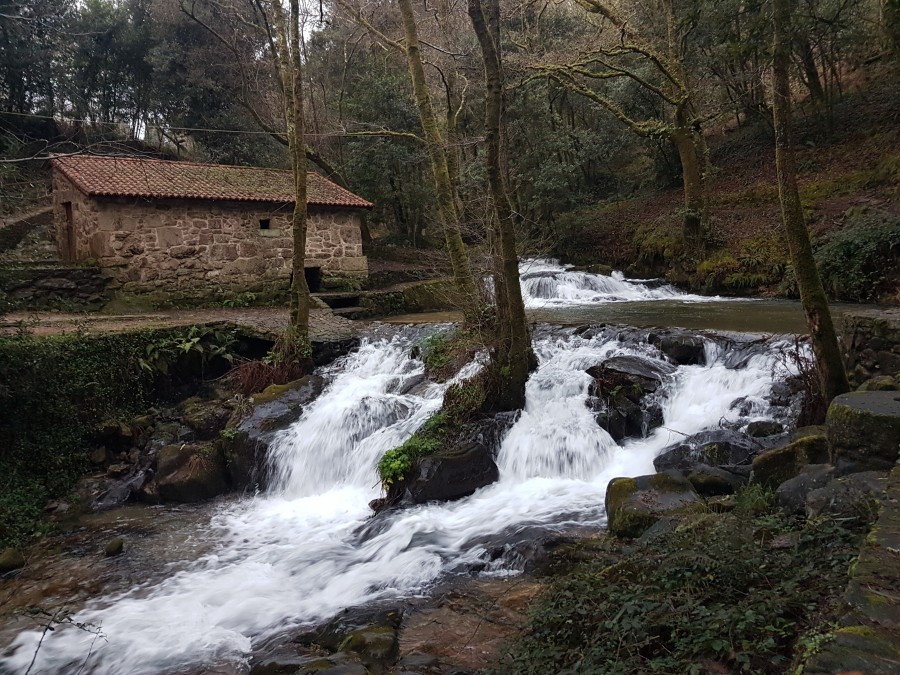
51, 155, 371, 299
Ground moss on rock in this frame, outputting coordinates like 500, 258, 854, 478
751, 435, 831, 489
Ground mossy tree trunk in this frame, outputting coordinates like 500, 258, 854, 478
397, 0, 480, 320
772, 0, 849, 403
671, 109, 706, 256
467, 0, 537, 410
269, 0, 311, 359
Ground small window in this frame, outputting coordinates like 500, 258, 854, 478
259, 218, 271, 230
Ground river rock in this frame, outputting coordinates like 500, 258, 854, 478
776, 464, 836, 514
827, 391, 900, 473
857, 375, 899, 391
654, 429, 763, 478
155, 442, 229, 502
745, 420, 784, 438
179, 396, 233, 440
687, 466, 745, 496
805, 471, 888, 523
750, 435, 830, 489
585, 355, 675, 441
605, 473, 700, 539
0, 548, 25, 573
222, 375, 325, 490
648, 329, 707, 365
406, 440, 499, 503
105, 538, 124, 556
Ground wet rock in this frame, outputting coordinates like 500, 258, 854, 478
806, 471, 889, 523
745, 420, 784, 438
155, 442, 229, 503
654, 429, 763, 478
648, 330, 706, 365
340, 625, 399, 666
106, 463, 131, 478
687, 465, 745, 496
89, 446, 108, 465
857, 375, 898, 391
0, 547, 25, 573
750, 435, 830, 489
179, 396, 233, 440
223, 375, 326, 490
295, 607, 403, 653
827, 391, 900, 473
585, 356, 675, 441
776, 464, 836, 514
406, 441, 499, 504
605, 473, 700, 539
104, 538, 124, 556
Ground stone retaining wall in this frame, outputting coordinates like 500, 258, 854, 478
52, 171, 367, 300
842, 308, 900, 383
1, 266, 110, 307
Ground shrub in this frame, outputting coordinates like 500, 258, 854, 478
814, 207, 900, 302
499, 514, 860, 674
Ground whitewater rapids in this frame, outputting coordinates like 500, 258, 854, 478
2, 320, 795, 675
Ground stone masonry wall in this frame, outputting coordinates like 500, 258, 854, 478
52, 170, 367, 298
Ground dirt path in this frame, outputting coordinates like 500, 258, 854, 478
0, 307, 364, 342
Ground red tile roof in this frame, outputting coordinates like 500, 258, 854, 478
51, 155, 373, 209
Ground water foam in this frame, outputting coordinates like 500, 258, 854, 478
520, 258, 715, 307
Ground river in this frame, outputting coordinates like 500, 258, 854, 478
0, 260, 823, 674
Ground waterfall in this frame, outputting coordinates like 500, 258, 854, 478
1, 325, 793, 675
519, 258, 712, 306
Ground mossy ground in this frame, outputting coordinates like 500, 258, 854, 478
497, 501, 865, 675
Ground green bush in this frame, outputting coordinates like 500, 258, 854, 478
499, 514, 860, 674
814, 207, 900, 302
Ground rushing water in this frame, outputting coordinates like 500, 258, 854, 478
1, 266, 801, 675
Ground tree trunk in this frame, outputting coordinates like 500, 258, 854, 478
773, 0, 849, 403
397, 0, 479, 317
671, 116, 705, 256
271, 0, 312, 357
468, 0, 536, 410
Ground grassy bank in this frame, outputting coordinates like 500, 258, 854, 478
497, 488, 863, 674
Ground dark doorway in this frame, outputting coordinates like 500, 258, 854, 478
63, 202, 75, 262
304, 266, 322, 293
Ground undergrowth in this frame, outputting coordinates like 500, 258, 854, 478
0, 326, 239, 549
499, 512, 861, 674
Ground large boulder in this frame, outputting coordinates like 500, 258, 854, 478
222, 375, 325, 490
586, 356, 676, 442
750, 435, 831, 489
406, 441, 499, 504
776, 464, 836, 514
155, 442, 230, 503
827, 391, 900, 473
654, 429, 763, 476
0, 548, 25, 573
605, 473, 700, 539
805, 471, 889, 523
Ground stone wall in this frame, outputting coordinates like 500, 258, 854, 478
842, 308, 900, 383
52, 171, 367, 299
1, 265, 110, 308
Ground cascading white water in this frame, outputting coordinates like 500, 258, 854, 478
520, 258, 712, 306
2, 326, 793, 675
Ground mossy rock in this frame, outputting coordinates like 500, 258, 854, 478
339, 625, 399, 666
155, 442, 229, 503
0, 547, 25, 572
750, 435, 830, 489
827, 391, 900, 472
104, 538, 124, 557
857, 375, 899, 391
804, 624, 900, 674
180, 396, 232, 440
605, 473, 700, 539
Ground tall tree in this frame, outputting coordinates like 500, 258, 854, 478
467, 0, 535, 409
772, 0, 849, 403
268, 0, 312, 355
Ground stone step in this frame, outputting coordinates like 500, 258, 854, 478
313, 292, 362, 309
331, 306, 367, 320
